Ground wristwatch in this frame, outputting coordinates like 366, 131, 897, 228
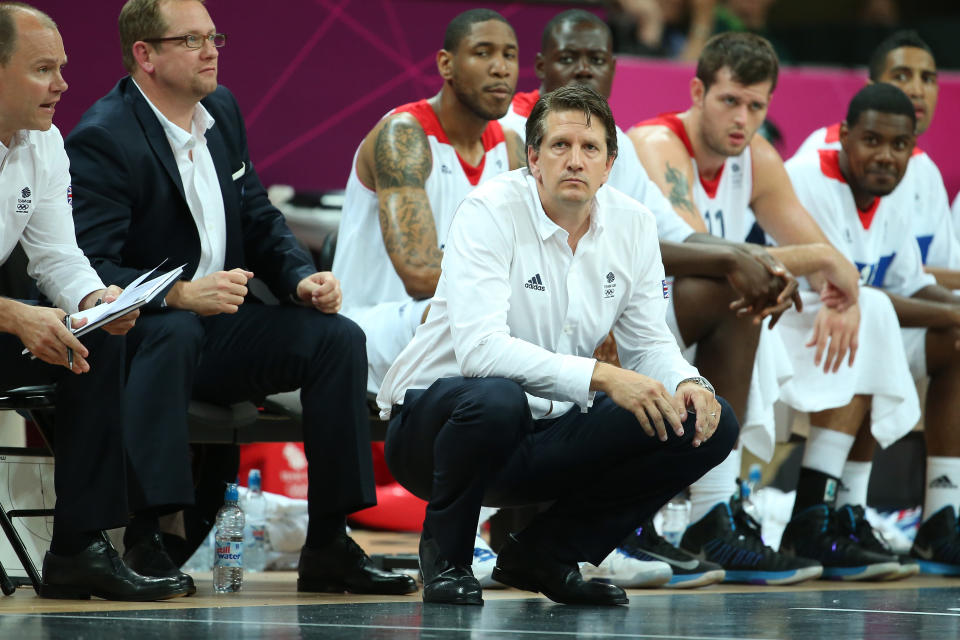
677, 376, 715, 396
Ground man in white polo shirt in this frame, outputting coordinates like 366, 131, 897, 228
0, 3, 183, 601
378, 85, 738, 606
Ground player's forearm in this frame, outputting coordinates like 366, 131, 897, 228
925, 266, 960, 291
766, 243, 834, 277
659, 237, 735, 278
885, 287, 960, 328
0, 297, 27, 336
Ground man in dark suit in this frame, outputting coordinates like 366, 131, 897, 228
65, 0, 416, 596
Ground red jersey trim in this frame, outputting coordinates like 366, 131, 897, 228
818, 149, 880, 229
636, 112, 724, 198
392, 99, 506, 186
824, 122, 841, 143
511, 89, 540, 119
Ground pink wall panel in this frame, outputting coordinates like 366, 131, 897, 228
37, 1, 960, 199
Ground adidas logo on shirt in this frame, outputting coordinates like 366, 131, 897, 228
928, 475, 958, 489
525, 273, 545, 291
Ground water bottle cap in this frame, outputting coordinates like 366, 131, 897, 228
248, 468, 261, 490
224, 482, 239, 502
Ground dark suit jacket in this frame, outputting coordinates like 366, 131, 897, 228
66, 77, 315, 309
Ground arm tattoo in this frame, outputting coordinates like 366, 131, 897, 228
374, 116, 443, 280
664, 162, 697, 215
506, 130, 527, 170
374, 117, 432, 189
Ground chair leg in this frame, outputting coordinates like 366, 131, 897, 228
0, 499, 43, 594
0, 558, 14, 595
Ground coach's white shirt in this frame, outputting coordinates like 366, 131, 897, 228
0, 125, 103, 312
378, 168, 699, 420
134, 79, 226, 279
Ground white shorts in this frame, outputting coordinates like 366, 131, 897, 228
776, 287, 920, 448
342, 298, 430, 394
901, 326, 928, 381
665, 280, 794, 462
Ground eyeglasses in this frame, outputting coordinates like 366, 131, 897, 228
143, 33, 226, 49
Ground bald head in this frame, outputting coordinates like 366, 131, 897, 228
0, 2, 57, 66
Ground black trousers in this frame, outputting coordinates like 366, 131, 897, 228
385, 377, 739, 567
122, 303, 376, 525
0, 326, 128, 535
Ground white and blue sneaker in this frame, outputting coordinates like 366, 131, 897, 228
580, 546, 672, 588
472, 535, 505, 589
618, 520, 725, 588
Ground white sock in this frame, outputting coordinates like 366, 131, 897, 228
837, 460, 872, 508
923, 456, 960, 523
689, 445, 741, 523
802, 426, 855, 478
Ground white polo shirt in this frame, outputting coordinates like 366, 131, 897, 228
377, 168, 699, 419
134, 80, 226, 279
0, 125, 103, 312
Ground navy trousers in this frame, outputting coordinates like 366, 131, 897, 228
385, 377, 739, 567
0, 325, 128, 534
121, 303, 376, 525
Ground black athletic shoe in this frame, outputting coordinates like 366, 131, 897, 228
618, 520, 724, 588
910, 506, 960, 576
836, 505, 918, 580
681, 496, 822, 585
780, 504, 899, 581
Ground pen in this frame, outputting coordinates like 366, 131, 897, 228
64, 314, 73, 371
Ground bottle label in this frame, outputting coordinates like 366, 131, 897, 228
215, 541, 243, 568
251, 526, 266, 543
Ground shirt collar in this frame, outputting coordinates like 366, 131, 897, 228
132, 78, 215, 150
1, 129, 34, 154
523, 169, 604, 241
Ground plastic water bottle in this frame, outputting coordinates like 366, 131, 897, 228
660, 496, 691, 547
243, 469, 268, 572
214, 483, 244, 593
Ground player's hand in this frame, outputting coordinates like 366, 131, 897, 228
296, 271, 342, 314
675, 381, 721, 447
808, 302, 860, 373
725, 245, 801, 327
592, 331, 620, 366
592, 362, 685, 441
821, 251, 861, 311
168, 268, 253, 316
14, 302, 89, 373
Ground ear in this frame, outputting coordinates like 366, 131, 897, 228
437, 49, 453, 81
527, 145, 541, 180
534, 52, 545, 81
690, 77, 705, 107
132, 41, 155, 74
838, 121, 849, 149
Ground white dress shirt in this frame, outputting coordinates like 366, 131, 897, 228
134, 80, 226, 279
377, 168, 699, 419
0, 125, 103, 312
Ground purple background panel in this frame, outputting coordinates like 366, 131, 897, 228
40, 1, 960, 198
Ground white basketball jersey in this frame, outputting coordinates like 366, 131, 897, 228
336, 99, 510, 312
786, 148, 935, 297
634, 113, 753, 242
795, 123, 960, 270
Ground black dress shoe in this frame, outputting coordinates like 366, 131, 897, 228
419, 534, 483, 605
40, 533, 190, 601
492, 534, 628, 606
123, 532, 197, 596
297, 532, 418, 595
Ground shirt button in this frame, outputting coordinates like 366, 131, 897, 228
563, 325, 573, 335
